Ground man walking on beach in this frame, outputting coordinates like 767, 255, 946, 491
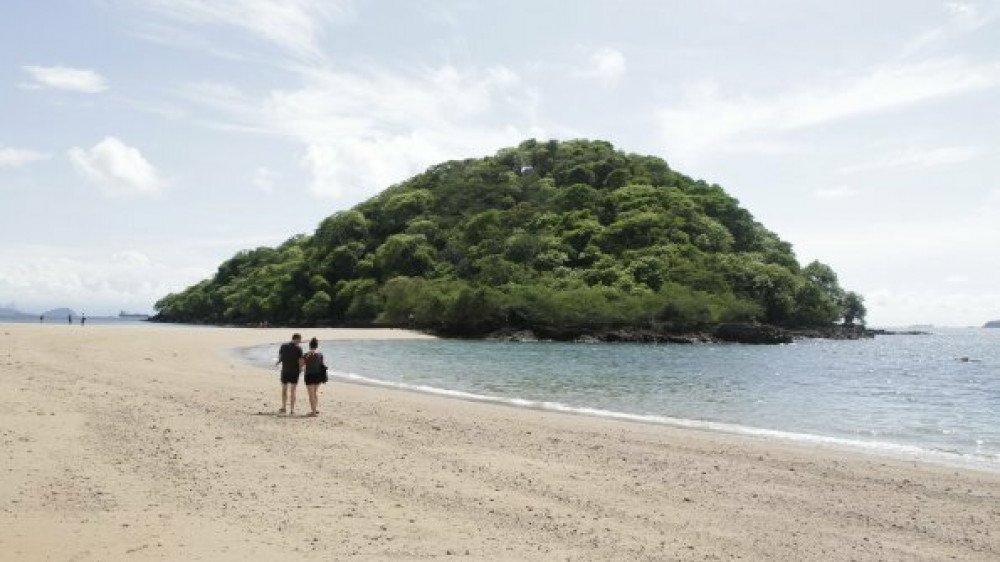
276, 333, 304, 415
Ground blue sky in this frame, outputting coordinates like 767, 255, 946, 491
2, 0, 999, 325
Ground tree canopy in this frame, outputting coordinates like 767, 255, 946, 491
155, 139, 864, 335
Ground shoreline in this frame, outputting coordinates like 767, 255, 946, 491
3, 324, 998, 560
327, 370, 1000, 474
290, 364, 1000, 476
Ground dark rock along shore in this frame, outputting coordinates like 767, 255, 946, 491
485, 323, 926, 344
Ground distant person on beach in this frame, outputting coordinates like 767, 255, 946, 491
39, 315, 44, 323
276, 333, 304, 415
81, 313, 86, 326
68, 314, 72, 325
303, 337, 328, 417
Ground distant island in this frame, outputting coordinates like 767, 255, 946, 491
44, 308, 77, 318
0, 307, 32, 319
154, 139, 869, 344
985, 320, 1000, 329
0, 306, 77, 320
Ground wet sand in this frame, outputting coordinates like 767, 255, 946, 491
1, 324, 997, 561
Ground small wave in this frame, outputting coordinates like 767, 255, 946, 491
329, 370, 1000, 473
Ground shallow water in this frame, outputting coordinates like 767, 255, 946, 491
241, 328, 1000, 470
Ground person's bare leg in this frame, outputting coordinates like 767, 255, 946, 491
289, 383, 297, 415
307, 385, 318, 415
280, 383, 289, 414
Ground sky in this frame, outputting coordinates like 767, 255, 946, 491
1, 0, 999, 326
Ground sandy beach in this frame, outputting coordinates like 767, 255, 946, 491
1, 324, 997, 561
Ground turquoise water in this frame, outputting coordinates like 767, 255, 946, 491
241, 329, 1000, 470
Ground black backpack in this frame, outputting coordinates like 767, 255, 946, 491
305, 352, 327, 376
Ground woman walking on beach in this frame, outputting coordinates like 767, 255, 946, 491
303, 337, 328, 417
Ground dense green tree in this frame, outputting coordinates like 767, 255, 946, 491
842, 292, 867, 325
792, 260, 846, 326
302, 290, 332, 320
373, 234, 436, 279
383, 189, 434, 230
334, 278, 380, 322
315, 211, 369, 249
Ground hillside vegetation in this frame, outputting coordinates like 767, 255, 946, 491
155, 139, 865, 337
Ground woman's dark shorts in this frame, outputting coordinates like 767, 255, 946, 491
304, 371, 328, 385
281, 369, 300, 384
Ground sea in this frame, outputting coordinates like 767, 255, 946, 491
247, 329, 996, 472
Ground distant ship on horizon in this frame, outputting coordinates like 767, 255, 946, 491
119, 311, 150, 319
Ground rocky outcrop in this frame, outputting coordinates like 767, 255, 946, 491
484, 327, 713, 344
786, 324, 870, 340
487, 330, 540, 342
713, 323, 793, 344
985, 320, 1000, 329
481, 322, 926, 344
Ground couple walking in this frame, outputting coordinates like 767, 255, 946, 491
276, 333, 328, 416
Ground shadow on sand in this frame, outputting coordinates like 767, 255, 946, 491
251, 411, 315, 419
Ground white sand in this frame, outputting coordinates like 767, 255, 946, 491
1, 324, 997, 561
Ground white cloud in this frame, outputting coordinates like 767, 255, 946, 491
68, 137, 164, 197
21, 65, 108, 93
301, 135, 451, 200
814, 185, 858, 200
0, 147, 50, 168
111, 250, 153, 268
840, 146, 989, 174
658, 58, 1000, 164
0, 236, 293, 315
794, 207, 1000, 269
789, 204, 1000, 326
0, 246, 205, 315
184, 64, 545, 202
422, 1, 463, 26
138, 0, 549, 203
784, 59, 1000, 128
899, 2, 997, 58
945, 1, 977, 18
577, 47, 627, 86
865, 288, 1000, 327
252, 166, 277, 192
137, 0, 353, 59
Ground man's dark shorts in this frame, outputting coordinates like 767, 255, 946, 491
281, 370, 300, 385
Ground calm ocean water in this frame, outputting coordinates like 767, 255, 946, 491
241, 329, 1000, 471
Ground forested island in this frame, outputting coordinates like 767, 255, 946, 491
154, 139, 867, 343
